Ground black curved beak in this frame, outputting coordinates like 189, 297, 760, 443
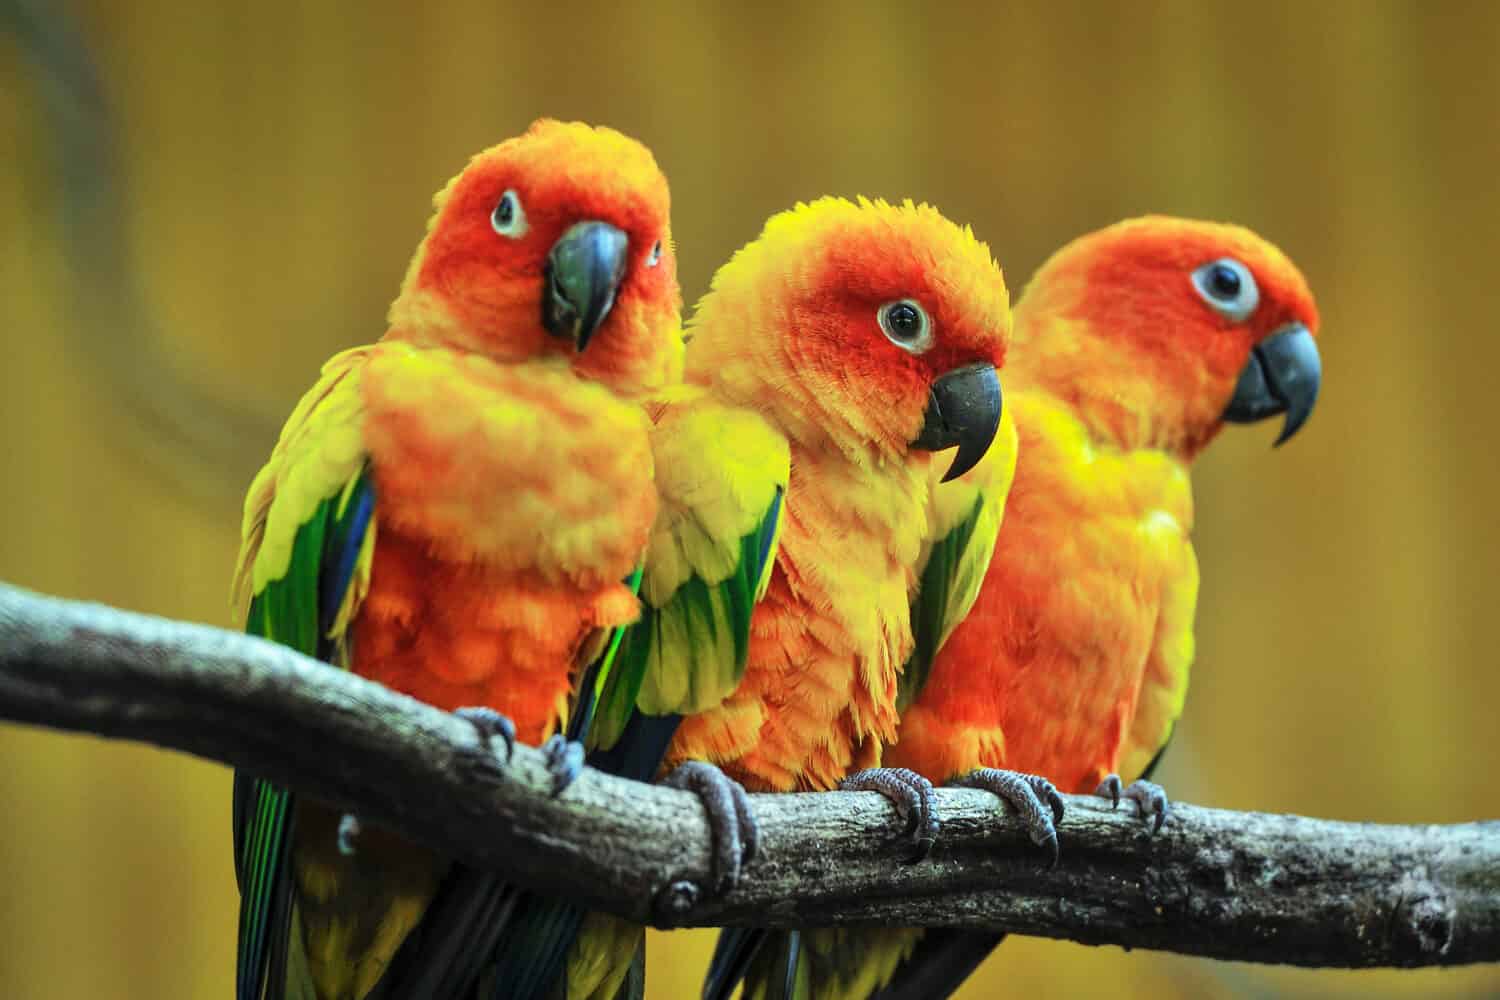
910, 362, 1004, 482
1222, 323, 1321, 446
542, 221, 629, 352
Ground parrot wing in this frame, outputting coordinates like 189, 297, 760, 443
484, 388, 788, 1000
1118, 536, 1198, 782
898, 413, 1014, 711
231, 348, 376, 1000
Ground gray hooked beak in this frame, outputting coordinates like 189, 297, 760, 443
910, 362, 1004, 482
1222, 323, 1322, 446
542, 221, 629, 352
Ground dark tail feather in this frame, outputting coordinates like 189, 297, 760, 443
767, 930, 804, 1000
704, 927, 767, 1000
486, 895, 588, 1000
612, 939, 646, 1000
867, 930, 1005, 1000
368, 870, 519, 1000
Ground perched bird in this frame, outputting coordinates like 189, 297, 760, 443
673, 198, 1060, 1000
229, 119, 748, 1000
868, 215, 1323, 999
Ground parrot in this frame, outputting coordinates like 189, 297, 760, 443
853, 215, 1323, 1000
666, 197, 1066, 1000
228, 118, 780, 1000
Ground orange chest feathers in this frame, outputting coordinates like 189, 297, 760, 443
350, 346, 656, 742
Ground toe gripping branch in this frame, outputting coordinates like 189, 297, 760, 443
343, 705, 520, 859
840, 767, 942, 862
659, 761, 761, 896
1095, 774, 1170, 834
950, 768, 1066, 867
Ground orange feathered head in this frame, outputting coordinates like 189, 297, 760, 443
686, 197, 1011, 480
389, 119, 683, 393
1015, 215, 1321, 457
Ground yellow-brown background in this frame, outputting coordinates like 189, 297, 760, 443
2, 1, 1496, 997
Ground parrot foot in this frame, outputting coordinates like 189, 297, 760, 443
951, 768, 1065, 868
542, 733, 586, 796
336, 813, 362, 856
840, 767, 941, 862
455, 706, 517, 765
1095, 774, 1169, 834
659, 761, 760, 896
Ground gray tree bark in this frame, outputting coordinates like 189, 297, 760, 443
0, 581, 1496, 968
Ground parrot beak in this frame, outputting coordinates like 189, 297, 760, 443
1221, 322, 1322, 446
910, 362, 1004, 482
542, 221, 629, 352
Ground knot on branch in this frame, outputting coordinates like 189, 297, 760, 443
1397, 893, 1455, 957
654, 879, 702, 925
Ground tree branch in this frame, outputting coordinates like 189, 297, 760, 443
0, 581, 1495, 968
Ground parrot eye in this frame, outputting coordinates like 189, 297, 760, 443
646, 240, 662, 268
1191, 257, 1259, 323
490, 189, 528, 239
877, 299, 933, 354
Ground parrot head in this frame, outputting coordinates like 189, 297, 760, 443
389, 119, 683, 393
686, 197, 1011, 482
1014, 215, 1321, 457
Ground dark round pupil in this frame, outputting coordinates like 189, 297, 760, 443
495, 196, 514, 226
652, 241, 662, 258
1210, 264, 1241, 298
888, 303, 921, 337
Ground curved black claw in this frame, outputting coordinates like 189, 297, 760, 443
840, 767, 941, 862
455, 706, 517, 764
542, 734, 586, 796
659, 761, 760, 896
1095, 774, 1169, 834
951, 768, 1064, 868
336, 813, 362, 857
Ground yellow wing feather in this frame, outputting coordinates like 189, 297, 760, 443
230, 347, 374, 627
634, 385, 789, 717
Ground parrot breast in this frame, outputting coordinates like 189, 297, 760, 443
353, 343, 656, 741
888, 391, 1196, 793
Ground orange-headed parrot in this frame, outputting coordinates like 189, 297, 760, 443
865, 215, 1323, 999
229, 119, 779, 1000
662, 198, 1064, 1000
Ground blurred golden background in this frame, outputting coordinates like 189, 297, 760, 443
2, 1, 1497, 997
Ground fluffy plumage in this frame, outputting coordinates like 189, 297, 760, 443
871, 215, 1323, 999
231, 119, 685, 1000
665, 196, 1014, 792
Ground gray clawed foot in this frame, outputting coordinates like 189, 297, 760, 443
951, 767, 1065, 868
660, 761, 760, 896
455, 706, 517, 765
840, 767, 941, 862
1095, 773, 1169, 834
542, 734, 586, 796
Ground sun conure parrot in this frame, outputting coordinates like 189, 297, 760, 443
651, 197, 1064, 1000
856, 215, 1323, 1000
228, 118, 778, 1000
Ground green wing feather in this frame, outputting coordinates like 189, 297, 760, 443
589, 486, 781, 755
235, 468, 375, 1000
898, 493, 996, 712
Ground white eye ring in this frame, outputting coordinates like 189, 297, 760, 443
877, 299, 934, 354
646, 240, 662, 268
490, 189, 528, 238
1191, 257, 1259, 323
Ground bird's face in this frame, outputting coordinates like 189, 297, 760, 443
1028, 216, 1321, 455
403, 119, 683, 393
695, 198, 1012, 481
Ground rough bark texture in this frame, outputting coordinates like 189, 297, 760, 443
1, 581, 1497, 968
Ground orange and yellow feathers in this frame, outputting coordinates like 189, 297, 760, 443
230, 119, 689, 1000
873, 215, 1323, 1000
666, 196, 1014, 793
